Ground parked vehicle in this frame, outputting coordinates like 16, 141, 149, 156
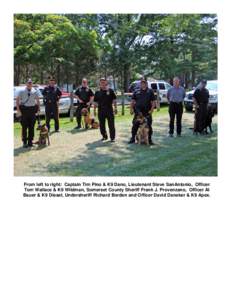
184, 80, 218, 112
128, 80, 172, 103
14, 85, 71, 119
150, 81, 172, 103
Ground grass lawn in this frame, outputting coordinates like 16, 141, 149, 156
14, 106, 217, 176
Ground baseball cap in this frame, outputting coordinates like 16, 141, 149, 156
201, 79, 207, 84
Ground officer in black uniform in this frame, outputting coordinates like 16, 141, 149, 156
16, 79, 40, 147
94, 78, 117, 142
74, 78, 94, 129
129, 78, 156, 145
42, 77, 62, 132
193, 79, 209, 134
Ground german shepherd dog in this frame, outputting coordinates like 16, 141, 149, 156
136, 112, 150, 145
34, 124, 50, 146
81, 108, 99, 129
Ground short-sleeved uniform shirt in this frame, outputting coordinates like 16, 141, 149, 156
18, 87, 40, 107
94, 89, 117, 113
193, 88, 209, 105
42, 85, 62, 104
132, 88, 155, 114
75, 86, 94, 105
167, 86, 186, 103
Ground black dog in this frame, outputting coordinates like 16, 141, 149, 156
204, 105, 215, 134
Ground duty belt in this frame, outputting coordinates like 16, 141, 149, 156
47, 99, 55, 104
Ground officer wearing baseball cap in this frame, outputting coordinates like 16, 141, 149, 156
129, 78, 156, 145
42, 77, 62, 132
16, 79, 40, 147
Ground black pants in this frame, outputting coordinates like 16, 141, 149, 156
169, 102, 183, 135
194, 103, 208, 133
131, 113, 153, 142
76, 104, 90, 127
45, 103, 59, 131
98, 110, 115, 140
20, 106, 37, 144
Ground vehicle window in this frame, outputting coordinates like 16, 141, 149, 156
37, 89, 43, 96
151, 83, 158, 90
165, 83, 172, 90
206, 82, 217, 91
158, 83, 165, 90
129, 83, 136, 92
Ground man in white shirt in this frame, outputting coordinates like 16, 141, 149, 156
16, 79, 40, 148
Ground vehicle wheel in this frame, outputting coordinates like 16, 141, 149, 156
185, 105, 193, 112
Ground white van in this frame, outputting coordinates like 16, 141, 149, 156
128, 80, 172, 103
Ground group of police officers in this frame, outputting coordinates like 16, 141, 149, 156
16, 76, 210, 148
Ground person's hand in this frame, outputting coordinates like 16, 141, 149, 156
114, 108, 118, 115
156, 102, 160, 111
16, 110, 22, 117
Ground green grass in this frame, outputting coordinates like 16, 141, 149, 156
14, 105, 169, 137
14, 105, 217, 176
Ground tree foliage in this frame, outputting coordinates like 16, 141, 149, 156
14, 14, 217, 90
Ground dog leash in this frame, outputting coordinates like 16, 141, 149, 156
37, 111, 41, 126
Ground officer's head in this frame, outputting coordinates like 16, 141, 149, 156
200, 79, 207, 89
48, 77, 56, 87
140, 79, 147, 90
173, 77, 180, 87
99, 78, 107, 90
26, 79, 33, 90
82, 78, 88, 87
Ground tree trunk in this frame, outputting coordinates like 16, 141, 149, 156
57, 64, 61, 86
40, 69, 43, 84
15, 64, 20, 85
123, 64, 130, 92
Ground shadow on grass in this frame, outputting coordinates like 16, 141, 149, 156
14, 146, 31, 157
43, 128, 217, 176
14, 144, 51, 156
68, 128, 92, 135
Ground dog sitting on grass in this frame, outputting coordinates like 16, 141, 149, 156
136, 112, 150, 145
81, 108, 99, 129
34, 124, 50, 146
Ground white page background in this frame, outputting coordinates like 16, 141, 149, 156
0, 1, 231, 300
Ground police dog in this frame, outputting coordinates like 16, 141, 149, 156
204, 104, 215, 134
81, 108, 99, 129
136, 112, 150, 145
34, 124, 50, 146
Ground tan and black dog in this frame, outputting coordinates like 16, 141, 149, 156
81, 108, 99, 129
34, 124, 50, 146
136, 113, 150, 145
